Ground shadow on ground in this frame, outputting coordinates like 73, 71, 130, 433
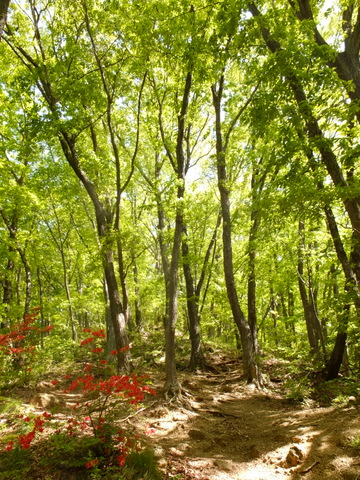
144, 366, 360, 480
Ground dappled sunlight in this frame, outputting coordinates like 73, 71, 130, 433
135, 365, 360, 479
1, 356, 360, 479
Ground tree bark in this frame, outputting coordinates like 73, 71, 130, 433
18, 248, 31, 318
182, 226, 206, 371
297, 220, 324, 356
58, 135, 130, 372
249, 2, 360, 283
212, 77, 261, 385
292, 0, 360, 123
5, 13, 131, 370
2, 257, 14, 310
117, 237, 135, 330
0, 0, 10, 39
132, 260, 142, 329
163, 72, 192, 398
247, 164, 266, 355
326, 326, 348, 380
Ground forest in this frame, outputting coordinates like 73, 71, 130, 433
0, 0, 360, 479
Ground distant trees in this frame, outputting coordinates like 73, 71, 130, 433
0, 0, 359, 390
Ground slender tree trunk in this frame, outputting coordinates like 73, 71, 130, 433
297, 220, 321, 355
132, 261, 142, 329
1, 211, 17, 315
16, 266, 21, 307
103, 279, 116, 357
306, 148, 360, 375
36, 266, 45, 348
212, 78, 261, 385
60, 249, 76, 341
247, 165, 266, 355
247, 251, 258, 351
3, 257, 14, 308
270, 289, 279, 347
59, 134, 130, 372
7, 7, 131, 371
162, 72, 192, 398
18, 248, 31, 318
0, 208, 31, 318
152, 152, 171, 330
182, 227, 206, 371
82, 6, 146, 337
182, 212, 221, 371
45, 211, 77, 341
117, 237, 135, 330
325, 317, 348, 380
164, 204, 183, 397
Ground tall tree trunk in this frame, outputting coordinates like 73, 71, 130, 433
36, 266, 45, 348
117, 237, 135, 330
102, 249, 130, 371
162, 72, 192, 398
182, 212, 221, 371
103, 278, 116, 357
249, 2, 360, 283
182, 226, 206, 371
83, 6, 146, 336
306, 147, 360, 375
59, 134, 130, 372
45, 211, 77, 341
1, 210, 17, 316
60, 249, 76, 342
270, 289, 279, 347
164, 204, 183, 397
247, 163, 266, 355
247, 241, 258, 352
7, 5, 132, 370
297, 220, 322, 355
325, 311, 349, 381
0, 0, 10, 39
0, 209, 32, 318
132, 260, 142, 329
2, 257, 14, 310
212, 77, 261, 385
18, 248, 31, 318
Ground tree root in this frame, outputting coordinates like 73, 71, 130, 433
161, 381, 194, 409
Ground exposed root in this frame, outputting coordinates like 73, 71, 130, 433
161, 381, 194, 409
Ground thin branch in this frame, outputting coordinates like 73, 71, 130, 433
224, 83, 259, 152
120, 71, 148, 194
151, 77, 176, 171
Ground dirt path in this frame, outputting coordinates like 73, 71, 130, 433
1, 357, 359, 479
140, 360, 360, 480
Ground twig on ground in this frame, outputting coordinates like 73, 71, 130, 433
298, 461, 320, 474
118, 400, 158, 423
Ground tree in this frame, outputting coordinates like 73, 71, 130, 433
3, 0, 137, 371
0, 0, 10, 39
212, 72, 262, 385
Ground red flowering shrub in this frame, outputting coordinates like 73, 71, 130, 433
3, 327, 156, 475
0, 307, 54, 386
58, 330, 156, 470
5, 412, 52, 451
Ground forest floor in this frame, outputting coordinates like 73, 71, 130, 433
1, 352, 360, 479
142, 355, 360, 480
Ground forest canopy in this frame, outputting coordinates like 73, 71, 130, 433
1, 0, 360, 395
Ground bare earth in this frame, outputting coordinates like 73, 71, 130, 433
141, 358, 360, 480
1, 355, 360, 479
